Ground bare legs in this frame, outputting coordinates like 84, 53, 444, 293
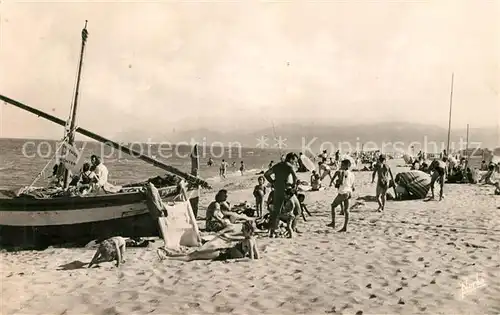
255, 197, 264, 217
376, 185, 388, 212
430, 172, 444, 201
328, 194, 350, 232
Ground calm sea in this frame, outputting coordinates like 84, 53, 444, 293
0, 138, 283, 189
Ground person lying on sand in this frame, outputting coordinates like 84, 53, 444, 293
372, 154, 394, 212
328, 159, 355, 232
206, 189, 253, 232
159, 221, 259, 261
427, 157, 447, 201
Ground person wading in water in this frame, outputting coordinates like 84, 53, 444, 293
264, 152, 299, 238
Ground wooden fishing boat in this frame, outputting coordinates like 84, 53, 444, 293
0, 22, 210, 249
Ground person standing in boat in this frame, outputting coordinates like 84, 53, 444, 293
91, 155, 109, 188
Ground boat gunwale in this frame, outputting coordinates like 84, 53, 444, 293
0, 185, 197, 211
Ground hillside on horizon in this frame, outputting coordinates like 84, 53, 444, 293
114, 122, 499, 153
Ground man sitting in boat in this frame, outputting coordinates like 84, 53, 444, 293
90, 155, 109, 188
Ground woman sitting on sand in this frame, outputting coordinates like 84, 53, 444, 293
480, 163, 500, 194
310, 170, 321, 191
205, 189, 254, 232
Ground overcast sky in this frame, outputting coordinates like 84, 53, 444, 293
0, 1, 498, 140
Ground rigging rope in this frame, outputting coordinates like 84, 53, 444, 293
27, 124, 79, 189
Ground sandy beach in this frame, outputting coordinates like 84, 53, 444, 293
2, 162, 500, 315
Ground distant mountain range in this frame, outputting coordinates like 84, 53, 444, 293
115, 122, 499, 153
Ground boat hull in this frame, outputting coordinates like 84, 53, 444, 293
0, 186, 199, 249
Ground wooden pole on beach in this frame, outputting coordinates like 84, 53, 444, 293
190, 144, 200, 218
465, 124, 470, 162
446, 73, 454, 155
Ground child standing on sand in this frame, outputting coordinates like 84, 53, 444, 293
328, 159, 355, 232
253, 176, 267, 217
240, 161, 245, 175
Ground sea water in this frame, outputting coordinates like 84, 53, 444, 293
0, 138, 284, 189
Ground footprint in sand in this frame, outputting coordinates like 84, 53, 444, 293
215, 306, 234, 313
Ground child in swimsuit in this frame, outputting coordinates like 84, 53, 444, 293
253, 176, 267, 217
328, 159, 355, 232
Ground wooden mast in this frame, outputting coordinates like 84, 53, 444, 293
190, 144, 200, 218
465, 123, 470, 162
63, 20, 89, 188
446, 73, 454, 155
0, 94, 211, 188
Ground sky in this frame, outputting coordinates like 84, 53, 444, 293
0, 0, 498, 140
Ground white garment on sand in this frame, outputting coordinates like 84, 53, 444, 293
338, 170, 355, 194
94, 163, 109, 186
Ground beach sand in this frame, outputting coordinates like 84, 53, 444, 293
2, 163, 500, 314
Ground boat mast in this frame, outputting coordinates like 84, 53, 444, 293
63, 21, 89, 188
446, 73, 454, 155
465, 123, 470, 163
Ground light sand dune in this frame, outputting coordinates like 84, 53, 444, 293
2, 164, 500, 315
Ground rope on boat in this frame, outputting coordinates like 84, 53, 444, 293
27, 125, 79, 189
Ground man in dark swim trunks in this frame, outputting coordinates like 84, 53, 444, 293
264, 152, 299, 238
428, 157, 448, 201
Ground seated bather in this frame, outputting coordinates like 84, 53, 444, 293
310, 170, 322, 191
480, 163, 500, 194
76, 162, 98, 194
205, 189, 254, 233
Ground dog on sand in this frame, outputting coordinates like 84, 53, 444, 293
88, 236, 128, 268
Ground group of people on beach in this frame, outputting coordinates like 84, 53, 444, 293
205, 146, 500, 241
206, 151, 360, 236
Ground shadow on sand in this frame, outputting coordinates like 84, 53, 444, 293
58, 260, 88, 270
